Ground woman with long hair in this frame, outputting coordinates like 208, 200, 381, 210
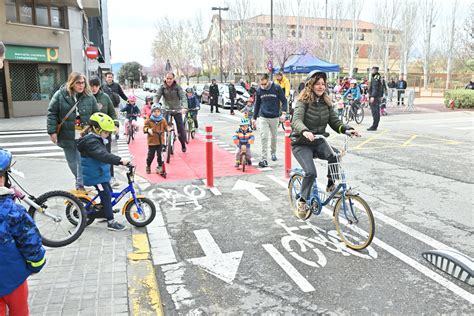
290, 71, 359, 219
46, 72, 99, 190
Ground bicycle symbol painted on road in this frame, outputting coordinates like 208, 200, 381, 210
148, 185, 206, 210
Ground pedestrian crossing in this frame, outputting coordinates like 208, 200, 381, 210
0, 129, 130, 160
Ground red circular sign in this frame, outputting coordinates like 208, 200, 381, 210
85, 46, 99, 59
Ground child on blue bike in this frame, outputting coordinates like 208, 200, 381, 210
77, 112, 130, 231
232, 118, 255, 168
185, 88, 200, 129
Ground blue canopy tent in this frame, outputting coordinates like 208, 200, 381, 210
273, 53, 340, 73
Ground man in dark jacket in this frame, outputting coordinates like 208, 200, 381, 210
154, 72, 188, 152
209, 79, 220, 113
397, 74, 408, 106
102, 72, 128, 108
367, 66, 384, 131
229, 80, 237, 115
253, 73, 287, 167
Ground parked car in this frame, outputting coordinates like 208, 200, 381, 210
143, 82, 154, 92
193, 83, 206, 100
218, 84, 250, 109
200, 83, 211, 104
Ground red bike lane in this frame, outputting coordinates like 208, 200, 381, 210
127, 125, 260, 183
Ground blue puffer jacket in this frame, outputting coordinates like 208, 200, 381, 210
0, 188, 46, 296
186, 94, 200, 111
77, 133, 122, 186
343, 87, 361, 101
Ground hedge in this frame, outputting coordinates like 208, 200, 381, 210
444, 89, 474, 109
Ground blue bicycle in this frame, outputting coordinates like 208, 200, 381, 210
288, 134, 375, 250
70, 164, 156, 227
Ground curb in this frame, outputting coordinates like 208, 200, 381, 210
127, 230, 164, 315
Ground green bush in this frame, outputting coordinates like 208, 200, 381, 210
444, 89, 474, 108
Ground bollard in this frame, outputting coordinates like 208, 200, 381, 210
284, 120, 292, 178
205, 125, 214, 188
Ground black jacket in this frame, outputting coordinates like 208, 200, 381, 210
102, 81, 128, 107
397, 80, 407, 90
369, 73, 384, 98
229, 84, 237, 99
209, 84, 219, 99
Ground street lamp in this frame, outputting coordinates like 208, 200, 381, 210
212, 6, 228, 83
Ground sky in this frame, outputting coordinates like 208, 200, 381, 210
107, 0, 472, 67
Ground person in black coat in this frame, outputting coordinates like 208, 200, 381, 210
102, 72, 128, 108
367, 66, 384, 131
209, 79, 220, 113
229, 80, 237, 115
397, 74, 408, 105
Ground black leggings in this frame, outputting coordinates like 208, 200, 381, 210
292, 141, 338, 200
146, 145, 164, 167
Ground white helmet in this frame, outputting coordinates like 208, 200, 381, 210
350, 79, 357, 84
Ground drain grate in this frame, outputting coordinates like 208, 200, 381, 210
422, 249, 473, 286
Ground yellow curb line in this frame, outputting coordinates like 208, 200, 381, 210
402, 134, 417, 147
354, 129, 389, 150
128, 233, 164, 316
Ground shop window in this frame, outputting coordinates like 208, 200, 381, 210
6, 0, 65, 28
9, 63, 67, 101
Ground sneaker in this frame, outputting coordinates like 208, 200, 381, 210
258, 160, 268, 168
75, 186, 86, 192
326, 183, 336, 193
146, 166, 151, 174
156, 166, 162, 174
296, 198, 311, 220
367, 127, 377, 131
247, 159, 252, 165
271, 153, 277, 161
107, 220, 126, 231
235, 161, 240, 168
182, 146, 187, 153
110, 177, 120, 188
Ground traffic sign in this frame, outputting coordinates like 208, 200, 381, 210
85, 46, 99, 59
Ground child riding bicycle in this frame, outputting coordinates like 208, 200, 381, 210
185, 88, 200, 128
122, 95, 140, 135
0, 148, 46, 315
143, 105, 169, 175
232, 118, 255, 167
77, 112, 130, 231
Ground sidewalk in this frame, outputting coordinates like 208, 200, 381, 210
11, 157, 162, 315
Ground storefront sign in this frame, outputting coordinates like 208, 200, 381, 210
5, 45, 59, 63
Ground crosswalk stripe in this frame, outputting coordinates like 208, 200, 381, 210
0, 130, 47, 135
0, 133, 47, 139
0, 141, 52, 147
16, 152, 65, 158
7, 146, 61, 153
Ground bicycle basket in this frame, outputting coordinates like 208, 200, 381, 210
328, 156, 347, 185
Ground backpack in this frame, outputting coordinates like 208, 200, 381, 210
102, 84, 121, 107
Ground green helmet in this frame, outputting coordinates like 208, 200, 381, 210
89, 112, 115, 132
240, 118, 249, 126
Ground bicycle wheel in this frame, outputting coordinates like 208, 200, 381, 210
127, 125, 132, 144
65, 196, 96, 226
333, 194, 375, 250
355, 106, 364, 124
166, 131, 173, 163
186, 119, 191, 144
28, 190, 86, 248
288, 173, 303, 214
125, 197, 156, 227
241, 153, 246, 172
343, 107, 351, 124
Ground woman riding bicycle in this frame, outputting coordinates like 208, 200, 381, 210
77, 113, 130, 231
291, 71, 359, 219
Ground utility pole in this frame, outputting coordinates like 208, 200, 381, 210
212, 6, 229, 83
270, 0, 274, 80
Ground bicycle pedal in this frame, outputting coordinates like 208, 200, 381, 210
113, 208, 120, 213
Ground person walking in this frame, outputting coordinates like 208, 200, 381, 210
209, 79, 220, 113
397, 74, 408, 106
229, 80, 237, 115
47, 72, 99, 190
252, 73, 287, 167
154, 72, 188, 152
102, 72, 128, 109
367, 66, 384, 131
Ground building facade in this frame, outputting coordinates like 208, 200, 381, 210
0, 0, 109, 118
201, 14, 401, 81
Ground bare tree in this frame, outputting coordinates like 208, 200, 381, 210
348, 0, 364, 77
398, 1, 418, 76
421, 0, 438, 89
457, 3, 474, 72
445, 0, 460, 89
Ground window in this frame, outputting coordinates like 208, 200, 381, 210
358, 33, 365, 41
5, 0, 65, 28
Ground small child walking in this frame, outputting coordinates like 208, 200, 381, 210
335, 94, 344, 121
232, 118, 255, 167
143, 105, 169, 175
0, 149, 46, 315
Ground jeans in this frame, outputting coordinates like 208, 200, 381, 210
60, 140, 83, 188
370, 99, 381, 129
166, 113, 186, 148
147, 145, 164, 167
258, 117, 279, 160
397, 90, 404, 105
106, 134, 114, 178
95, 182, 114, 221
292, 141, 338, 201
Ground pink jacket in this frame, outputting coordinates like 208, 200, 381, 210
142, 104, 152, 119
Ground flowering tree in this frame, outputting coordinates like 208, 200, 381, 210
264, 37, 317, 71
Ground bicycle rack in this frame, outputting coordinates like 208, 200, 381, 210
422, 249, 473, 286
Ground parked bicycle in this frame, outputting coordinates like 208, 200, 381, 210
8, 166, 86, 248
287, 133, 375, 250
70, 164, 156, 227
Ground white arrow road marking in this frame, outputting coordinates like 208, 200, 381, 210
232, 179, 270, 202
188, 229, 243, 284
